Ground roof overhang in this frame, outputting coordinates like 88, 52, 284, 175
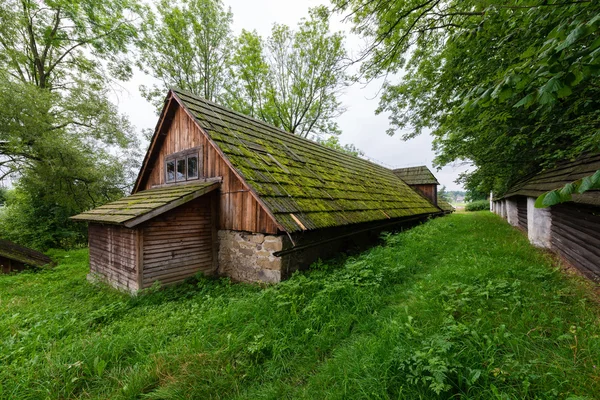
71, 180, 220, 228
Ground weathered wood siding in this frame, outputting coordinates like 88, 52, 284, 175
141, 105, 279, 234
517, 197, 528, 231
141, 195, 217, 288
551, 204, 600, 281
89, 224, 139, 291
412, 184, 437, 206
0, 256, 26, 274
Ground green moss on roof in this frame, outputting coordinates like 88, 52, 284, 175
437, 199, 455, 213
172, 89, 440, 233
0, 239, 53, 267
71, 181, 219, 226
503, 153, 600, 206
393, 166, 439, 185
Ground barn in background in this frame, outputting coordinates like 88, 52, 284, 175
393, 165, 439, 206
73, 89, 443, 292
493, 153, 600, 281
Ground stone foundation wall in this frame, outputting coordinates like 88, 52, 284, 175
218, 230, 285, 283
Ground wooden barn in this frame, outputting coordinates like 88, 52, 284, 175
492, 153, 600, 281
393, 165, 439, 206
0, 239, 53, 273
72, 89, 442, 292
393, 165, 454, 213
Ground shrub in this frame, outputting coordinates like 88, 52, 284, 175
465, 199, 489, 211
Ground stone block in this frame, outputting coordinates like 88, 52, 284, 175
258, 268, 281, 283
263, 237, 283, 252
249, 234, 265, 244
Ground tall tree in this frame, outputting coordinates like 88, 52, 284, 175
137, 0, 233, 108
333, 1, 600, 194
227, 7, 348, 138
0, 0, 141, 248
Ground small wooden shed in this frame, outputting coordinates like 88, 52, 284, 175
72, 182, 219, 291
0, 239, 53, 273
73, 89, 443, 292
393, 166, 441, 208
493, 153, 600, 281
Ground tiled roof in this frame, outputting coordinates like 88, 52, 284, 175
437, 199, 455, 213
71, 181, 220, 227
0, 239, 53, 267
173, 89, 440, 232
503, 153, 600, 206
392, 166, 439, 185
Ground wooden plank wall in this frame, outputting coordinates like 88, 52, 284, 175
517, 197, 528, 231
142, 105, 279, 234
0, 256, 26, 274
89, 224, 138, 291
413, 184, 437, 206
141, 195, 216, 288
551, 204, 600, 281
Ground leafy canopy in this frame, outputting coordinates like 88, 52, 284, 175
333, 0, 600, 195
0, 0, 142, 249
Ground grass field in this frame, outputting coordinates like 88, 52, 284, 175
1, 212, 600, 399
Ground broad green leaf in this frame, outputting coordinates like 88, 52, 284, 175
542, 190, 561, 207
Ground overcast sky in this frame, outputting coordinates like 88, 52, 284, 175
110, 0, 470, 191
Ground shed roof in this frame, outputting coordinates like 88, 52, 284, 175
437, 198, 455, 213
167, 89, 440, 232
392, 166, 439, 185
0, 239, 53, 267
503, 153, 600, 206
71, 181, 220, 227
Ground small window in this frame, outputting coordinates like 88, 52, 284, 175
166, 160, 175, 183
176, 159, 186, 181
187, 155, 199, 179
164, 146, 202, 184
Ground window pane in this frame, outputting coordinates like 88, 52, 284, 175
177, 159, 186, 181
166, 160, 175, 182
187, 155, 198, 179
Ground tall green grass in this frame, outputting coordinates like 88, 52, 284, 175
1, 212, 599, 399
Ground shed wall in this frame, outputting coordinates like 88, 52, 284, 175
0, 256, 26, 274
551, 204, 600, 282
141, 105, 279, 234
141, 195, 217, 288
88, 224, 139, 292
516, 197, 528, 231
412, 184, 437, 205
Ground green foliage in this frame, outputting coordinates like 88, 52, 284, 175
465, 200, 489, 211
535, 169, 600, 207
2, 213, 600, 398
0, 0, 142, 249
137, 0, 234, 108
332, 0, 600, 195
437, 185, 451, 202
139, 2, 348, 138
317, 136, 364, 157
226, 7, 348, 138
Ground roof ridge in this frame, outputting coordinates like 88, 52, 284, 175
171, 88, 396, 174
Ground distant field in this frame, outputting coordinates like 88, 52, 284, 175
1, 212, 599, 399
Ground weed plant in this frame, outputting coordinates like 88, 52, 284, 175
1, 212, 599, 399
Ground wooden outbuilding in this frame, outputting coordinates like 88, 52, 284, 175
0, 239, 53, 273
73, 89, 442, 292
392, 165, 453, 214
393, 166, 440, 206
493, 153, 600, 281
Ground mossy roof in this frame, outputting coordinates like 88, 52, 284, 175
172, 89, 441, 232
503, 153, 600, 206
392, 166, 439, 185
0, 239, 53, 267
437, 199, 455, 213
71, 181, 219, 227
